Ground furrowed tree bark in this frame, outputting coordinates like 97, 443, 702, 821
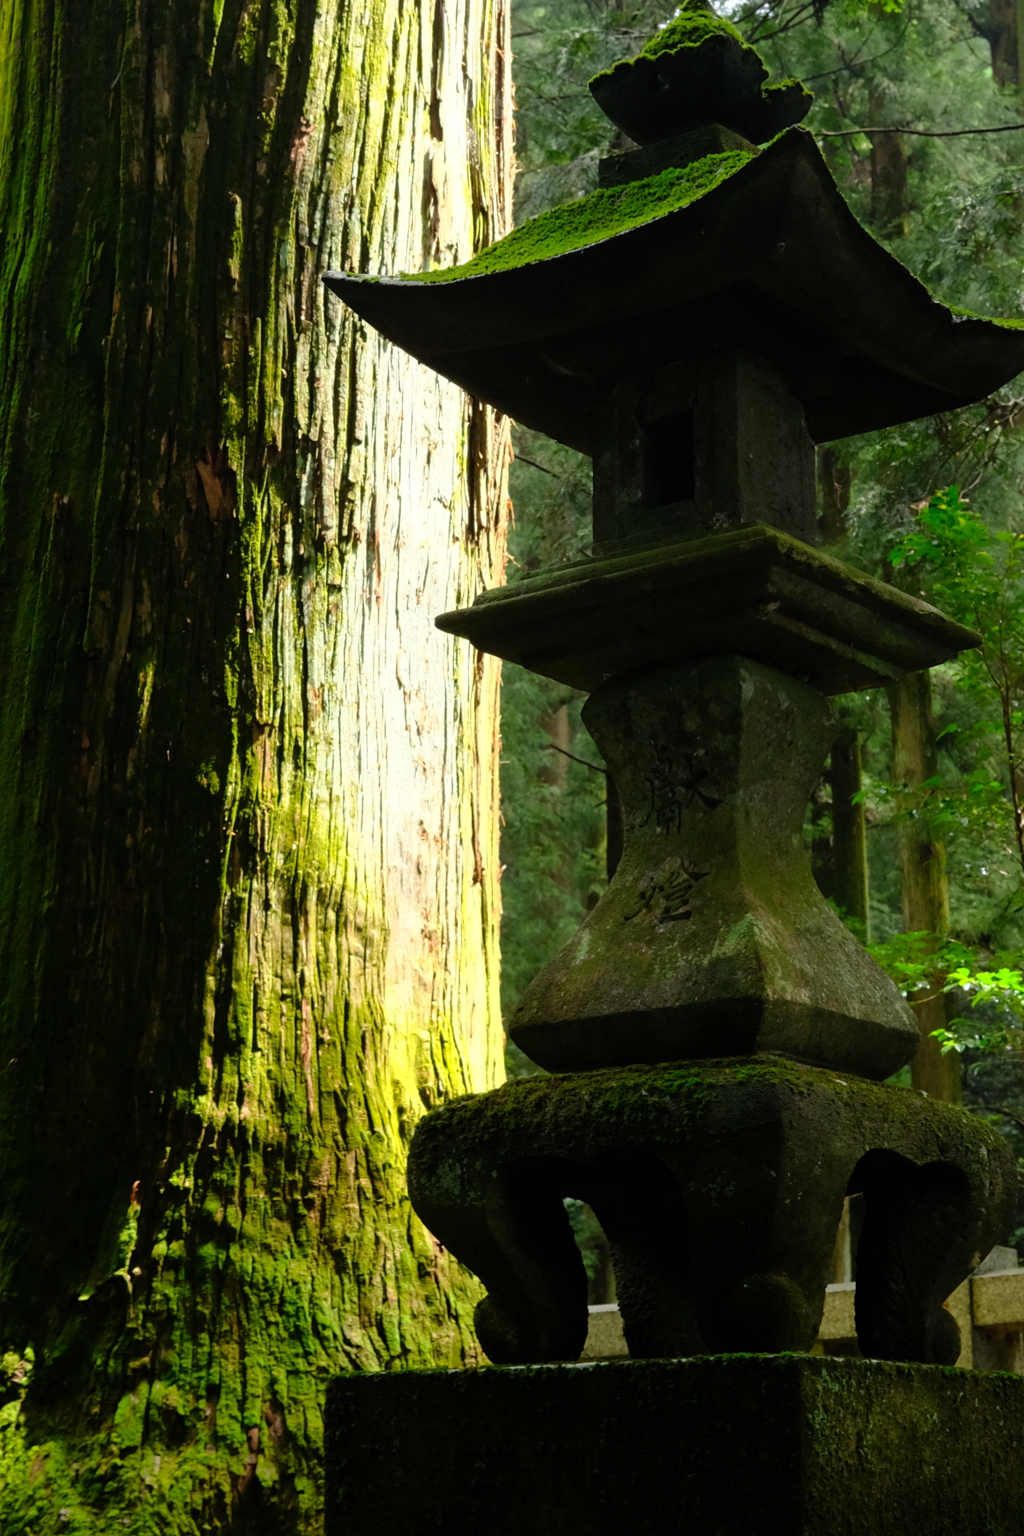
0, 0, 511, 1530
888, 672, 961, 1103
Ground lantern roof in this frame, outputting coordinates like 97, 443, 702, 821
323, 128, 1024, 454
588, 3, 812, 146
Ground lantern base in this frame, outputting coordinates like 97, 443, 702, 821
406, 1059, 1013, 1367
324, 1354, 1024, 1536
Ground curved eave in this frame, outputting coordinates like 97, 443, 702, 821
323, 129, 1024, 454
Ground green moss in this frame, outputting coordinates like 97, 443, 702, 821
948, 301, 1024, 328
402, 152, 754, 283
422, 1057, 821, 1158
587, 4, 749, 89
415, 1052, 1008, 1179
639, 9, 745, 55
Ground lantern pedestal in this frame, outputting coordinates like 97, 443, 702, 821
324, 1354, 1024, 1536
406, 1060, 1013, 1366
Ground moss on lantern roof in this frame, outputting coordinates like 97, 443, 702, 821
402, 149, 755, 284
641, 9, 745, 57
587, 2, 811, 147
588, 10, 747, 89
947, 301, 1024, 329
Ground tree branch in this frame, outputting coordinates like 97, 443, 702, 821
819, 121, 1024, 139
981, 1104, 1024, 1131
545, 743, 607, 775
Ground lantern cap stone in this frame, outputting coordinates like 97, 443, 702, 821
589, 3, 812, 146
323, 130, 1024, 452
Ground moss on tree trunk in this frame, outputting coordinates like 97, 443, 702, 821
0, 0, 511, 1529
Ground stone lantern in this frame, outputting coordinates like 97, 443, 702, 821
323, 9, 1024, 1531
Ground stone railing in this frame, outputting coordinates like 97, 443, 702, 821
581, 1245, 1024, 1371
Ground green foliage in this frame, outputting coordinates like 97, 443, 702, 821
936, 963, 1024, 1053
867, 927, 980, 995
510, 0, 681, 221
847, 482, 1024, 976
752, 0, 1024, 302
888, 485, 1024, 882
867, 927, 1024, 1056
499, 672, 605, 1008
771, 0, 1024, 965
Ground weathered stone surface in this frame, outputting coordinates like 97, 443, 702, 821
816, 1258, 1024, 1370
509, 656, 917, 1076
818, 1282, 858, 1344
592, 353, 818, 552
592, 1264, 1024, 1367
436, 526, 980, 696
407, 1058, 1015, 1366
324, 1354, 1024, 1536
581, 1303, 627, 1358
973, 1267, 1024, 1329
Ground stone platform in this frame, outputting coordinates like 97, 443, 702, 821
325, 1354, 1024, 1535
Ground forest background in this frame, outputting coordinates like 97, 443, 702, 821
500, 0, 1024, 1261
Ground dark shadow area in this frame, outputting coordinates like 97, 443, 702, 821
643, 410, 695, 507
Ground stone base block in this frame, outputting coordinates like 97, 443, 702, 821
325, 1354, 1024, 1535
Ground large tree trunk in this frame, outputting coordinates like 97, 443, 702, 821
811, 726, 870, 945
828, 727, 870, 944
888, 672, 961, 1102
0, 0, 511, 1529
812, 449, 867, 941
972, 0, 1024, 86
866, 73, 953, 1100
